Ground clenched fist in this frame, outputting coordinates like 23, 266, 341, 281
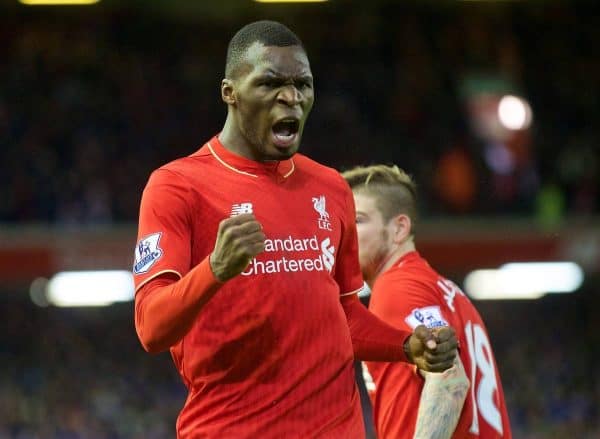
209, 213, 266, 282
404, 325, 458, 373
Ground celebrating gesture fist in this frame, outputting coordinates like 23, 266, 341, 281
209, 213, 266, 282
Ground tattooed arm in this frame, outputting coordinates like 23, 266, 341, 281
413, 357, 470, 439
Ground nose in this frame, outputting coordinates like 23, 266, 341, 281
277, 84, 302, 107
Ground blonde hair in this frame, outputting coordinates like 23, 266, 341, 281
342, 164, 418, 229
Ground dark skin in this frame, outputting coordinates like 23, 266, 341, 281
209, 42, 458, 372
408, 325, 458, 372
219, 42, 314, 162
211, 42, 312, 281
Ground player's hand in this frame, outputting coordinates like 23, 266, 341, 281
209, 213, 266, 282
404, 325, 458, 373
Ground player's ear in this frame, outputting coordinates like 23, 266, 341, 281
221, 78, 236, 105
392, 214, 412, 243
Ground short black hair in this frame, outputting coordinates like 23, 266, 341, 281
225, 20, 304, 78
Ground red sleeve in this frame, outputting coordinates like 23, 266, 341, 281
133, 169, 193, 291
340, 293, 411, 363
133, 169, 222, 353
333, 177, 411, 361
135, 257, 222, 353
335, 179, 364, 296
369, 273, 450, 333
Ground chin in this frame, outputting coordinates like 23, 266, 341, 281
269, 144, 299, 160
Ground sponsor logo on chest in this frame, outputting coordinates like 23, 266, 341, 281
227, 197, 336, 276
242, 235, 335, 276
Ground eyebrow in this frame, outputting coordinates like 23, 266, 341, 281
262, 69, 312, 80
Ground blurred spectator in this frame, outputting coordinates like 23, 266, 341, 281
434, 144, 478, 213
0, 2, 598, 224
0, 301, 184, 438
1, 289, 598, 438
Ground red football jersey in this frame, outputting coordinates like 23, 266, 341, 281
134, 136, 365, 438
364, 251, 511, 439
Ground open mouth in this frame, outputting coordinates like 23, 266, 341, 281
272, 118, 300, 148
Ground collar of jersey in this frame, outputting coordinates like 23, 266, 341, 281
395, 250, 421, 268
207, 136, 295, 179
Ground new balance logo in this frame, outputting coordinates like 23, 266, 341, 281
231, 202, 253, 216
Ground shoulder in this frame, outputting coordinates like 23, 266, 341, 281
374, 261, 452, 329
146, 144, 212, 187
294, 154, 349, 188
160, 145, 212, 177
377, 254, 442, 298
293, 154, 353, 208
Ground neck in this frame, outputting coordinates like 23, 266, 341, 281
365, 239, 416, 288
219, 114, 253, 160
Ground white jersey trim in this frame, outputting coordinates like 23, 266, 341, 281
134, 269, 182, 293
340, 285, 363, 297
282, 159, 295, 178
207, 141, 296, 179
207, 142, 259, 178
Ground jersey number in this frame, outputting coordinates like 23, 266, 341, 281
464, 321, 503, 435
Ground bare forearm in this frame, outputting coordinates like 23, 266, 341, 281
135, 257, 222, 353
413, 358, 470, 439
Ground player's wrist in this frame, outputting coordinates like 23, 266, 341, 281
403, 335, 414, 364
208, 252, 227, 282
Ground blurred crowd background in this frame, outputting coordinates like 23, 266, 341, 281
1, 0, 598, 437
2, 292, 598, 438
2, 1, 598, 224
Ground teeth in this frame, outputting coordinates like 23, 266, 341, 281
273, 131, 296, 144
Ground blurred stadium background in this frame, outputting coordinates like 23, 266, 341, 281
1, 0, 598, 437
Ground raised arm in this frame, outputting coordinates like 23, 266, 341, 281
135, 213, 265, 352
133, 168, 265, 353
